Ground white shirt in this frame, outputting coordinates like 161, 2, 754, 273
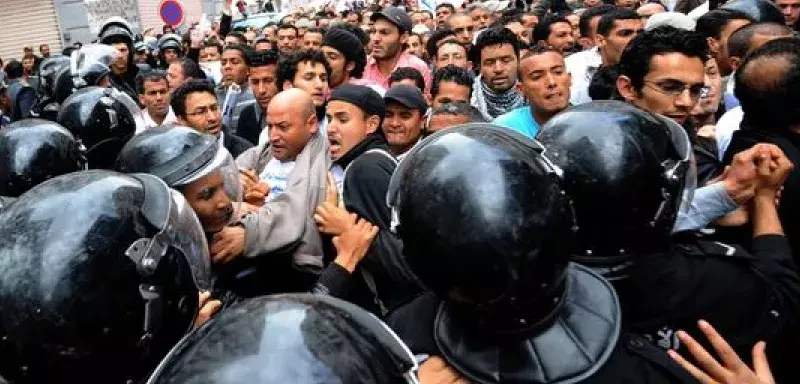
139, 107, 177, 133
565, 47, 603, 106
715, 106, 744, 160
259, 158, 296, 201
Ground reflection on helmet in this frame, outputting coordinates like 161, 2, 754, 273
99, 16, 134, 46
387, 124, 575, 336
536, 101, 694, 278
158, 34, 183, 52
35, 56, 70, 102
0, 119, 87, 197
57, 86, 142, 169
147, 294, 419, 384
116, 126, 243, 230
0, 170, 210, 383
70, 44, 122, 89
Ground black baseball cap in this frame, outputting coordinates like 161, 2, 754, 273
384, 84, 428, 114
371, 7, 413, 34
330, 84, 386, 118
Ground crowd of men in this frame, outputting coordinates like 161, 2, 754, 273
1, 0, 800, 381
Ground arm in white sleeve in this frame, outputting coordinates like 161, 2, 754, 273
672, 182, 739, 233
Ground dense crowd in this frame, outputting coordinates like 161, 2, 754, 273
1, 0, 800, 382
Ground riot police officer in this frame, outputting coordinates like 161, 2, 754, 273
385, 123, 697, 383
27, 55, 69, 120
536, 101, 800, 361
0, 119, 86, 200
57, 86, 142, 169
0, 170, 212, 383
98, 17, 139, 101
146, 293, 420, 383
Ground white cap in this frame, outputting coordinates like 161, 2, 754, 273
645, 12, 697, 31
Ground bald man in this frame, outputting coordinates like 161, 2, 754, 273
209, 89, 331, 296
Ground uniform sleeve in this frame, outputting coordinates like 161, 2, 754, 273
750, 234, 800, 320
220, 12, 233, 38
312, 263, 354, 299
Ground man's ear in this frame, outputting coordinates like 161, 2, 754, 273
616, 74, 637, 102
307, 112, 318, 135
139, 95, 146, 106
707, 37, 720, 56
399, 32, 409, 46
366, 115, 380, 134
729, 56, 742, 72
579, 36, 594, 50
346, 61, 355, 73
595, 34, 607, 48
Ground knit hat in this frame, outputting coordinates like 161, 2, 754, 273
330, 84, 386, 119
322, 28, 365, 64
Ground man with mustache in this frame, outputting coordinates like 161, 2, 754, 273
471, 27, 526, 121
383, 84, 428, 157
274, 50, 332, 143
493, 47, 571, 139
173, 79, 253, 158
364, 6, 432, 93
137, 71, 177, 131
210, 89, 331, 296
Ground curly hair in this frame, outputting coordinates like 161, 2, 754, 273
277, 50, 332, 91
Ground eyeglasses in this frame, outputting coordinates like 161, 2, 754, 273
643, 80, 709, 100
186, 104, 220, 116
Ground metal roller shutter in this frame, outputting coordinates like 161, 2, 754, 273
0, 0, 63, 62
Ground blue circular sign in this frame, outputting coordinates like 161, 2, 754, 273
160, 0, 185, 27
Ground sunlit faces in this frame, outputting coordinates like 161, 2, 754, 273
326, 101, 381, 161
518, 51, 571, 118
277, 27, 299, 54
266, 99, 316, 162
199, 46, 221, 62
139, 78, 170, 119
617, 53, 706, 125
449, 14, 476, 45
470, 8, 494, 29
544, 22, 576, 54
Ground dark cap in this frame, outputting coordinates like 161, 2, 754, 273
322, 28, 365, 63
330, 84, 386, 118
384, 84, 428, 114
371, 7, 413, 34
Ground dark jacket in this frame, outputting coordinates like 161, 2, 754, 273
331, 133, 422, 316
387, 293, 699, 384
222, 129, 254, 158
236, 103, 265, 145
615, 233, 800, 364
108, 66, 139, 103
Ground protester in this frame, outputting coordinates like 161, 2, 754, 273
277, 24, 300, 54
383, 84, 427, 157
387, 66, 426, 91
276, 49, 331, 141
533, 15, 577, 54
365, 7, 432, 92
238, 50, 280, 144
321, 27, 369, 90
137, 71, 177, 130
447, 13, 477, 45
430, 65, 473, 108
433, 40, 472, 69
471, 27, 525, 120
217, 45, 257, 137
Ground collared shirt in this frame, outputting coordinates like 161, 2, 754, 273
565, 47, 602, 106
715, 106, 744, 160
363, 53, 432, 93
492, 106, 540, 139
139, 107, 178, 133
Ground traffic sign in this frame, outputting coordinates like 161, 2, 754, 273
159, 0, 185, 27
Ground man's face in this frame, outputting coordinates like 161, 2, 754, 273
436, 43, 470, 69
167, 62, 185, 93
326, 101, 378, 161
383, 102, 424, 154
598, 19, 644, 66
303, 32, 324, 50
250, 64, 279, 111
290, 61, 329, 107
139, 79, 170, 118
547, 22, 576, 54
322, 46, 351, 88
371, 19, 406, 60
480, 44, 519, 92
407, 35, 425, 58
427, 113, 471, 134
615, 0, 638, 8
506, 21, 531, 45
163, 48, 180, 65
691, 58, 723, 123
518, 51, 571, 117
584, 0, 604, 6
180, 91, 222, 135
200, 46, 221, 62
134, 50, 149, 64
449, 15, 476, 45
778, 0, 800, 25
432, 81, 471, 108
412, 12, 428, 26
224, 35, 241, 47
255, 41, 272, 51
619, 53, 706, 125
221, 50, 250, 86
265, 26, 277, 41
521, 14, 538, 30
111, 42, 130, 74
347, 13, 360, 23
470, 8, 494, 29
22, 58, 34, 73
713, 18, 752, 75
40, 45, 50, 57
266, 101, 315, 162
277, 28, 299, 54
437, 7, 454, 26
183, 170, 234, 233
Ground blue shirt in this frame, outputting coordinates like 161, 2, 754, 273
492, 106, 540, 139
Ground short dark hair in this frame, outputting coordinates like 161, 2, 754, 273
226, 32, 248, 45
223, 44, 254, 66
305, 27, 325, 36
695, 9, 754, 40
277, 49, 331, 91
579, 5, 615, 38
735, 38, 800, 130
389, 67, 426, 91
589, 64, 623, 101
249, 49, 280, 68
253, 38, 271, 47
427, 27, 457, 58
202, 40, 224, 55
426, 102, 487, 134
39, 44, 49, 50
431, 65, 474, 100
473, 27, 521, 63
436, 3, 456, 12
499, 13, 523, 26
619, 26, 709, 92
171, 79, 216, 117
277, 23, 299, 35
727, 22, 793, 59
344, 10, 363, 23
175, 57, 205, 80
136, 70, 168, 94
533, 15, 570, 44
596, 8, 640, 37
4, 60, 23, 79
